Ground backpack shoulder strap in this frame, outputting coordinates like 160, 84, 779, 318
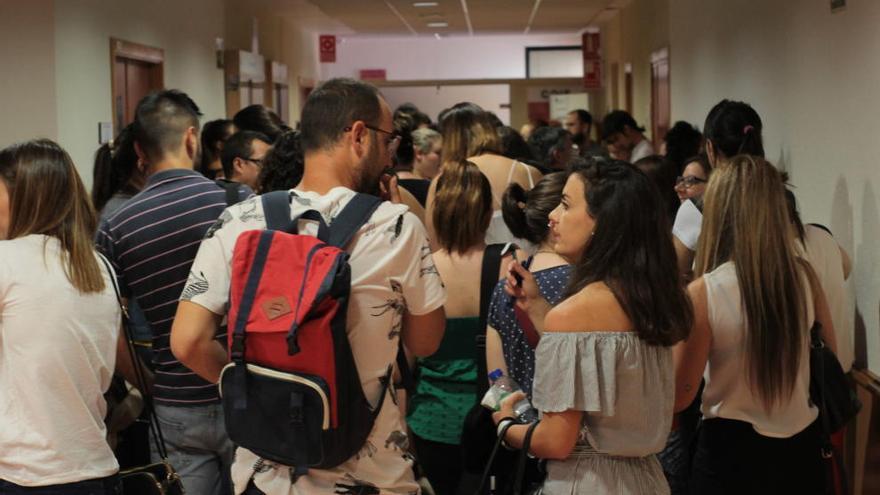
261, 190, 293, 231
326, 193, 383, 249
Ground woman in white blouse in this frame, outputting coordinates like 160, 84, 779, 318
0, 140, 140, 493
674, 155, 837, 494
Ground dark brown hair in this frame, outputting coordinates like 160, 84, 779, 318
564, 159, 693, 346
0, 139, 105, 293
432, 160, 493, 254
501, 172, 567, 245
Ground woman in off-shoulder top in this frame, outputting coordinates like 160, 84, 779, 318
495, 159, 694, 495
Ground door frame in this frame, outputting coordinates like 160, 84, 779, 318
650, 47, 670, 144
110, 38, 164, 134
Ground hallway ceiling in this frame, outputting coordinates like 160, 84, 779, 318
308, 0, 627, 36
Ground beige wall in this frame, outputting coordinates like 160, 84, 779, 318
224, 0, 351, 126
600, 0, 669, 141
0, 0, 57, 147
54, 0, 226, 185
669, 0, 880, 374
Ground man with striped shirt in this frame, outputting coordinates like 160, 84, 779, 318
96, 90, 244, 494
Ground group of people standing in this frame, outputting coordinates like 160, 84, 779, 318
0, 75, 853, 495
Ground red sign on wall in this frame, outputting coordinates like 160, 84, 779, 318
583, 32, 601, 58
359, 69, 387, 81
583, 58, 602, 90
319, 35, 336, 63
582, 32, 602, 90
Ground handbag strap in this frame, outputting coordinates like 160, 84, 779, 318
476, 244, 507, 398
513, 420, 541, 495
97, 253, 170, 460
472, 420, 517, 495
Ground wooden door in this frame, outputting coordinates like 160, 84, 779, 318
110, 39, 164, 134
651, 48, 671, 144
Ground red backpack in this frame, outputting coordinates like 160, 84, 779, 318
219, 190, 389, 479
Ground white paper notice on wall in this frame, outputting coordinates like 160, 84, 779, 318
98, 122, 113, 145
550, 93, 589, 121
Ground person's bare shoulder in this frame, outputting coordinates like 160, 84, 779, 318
545, 282, 633, 333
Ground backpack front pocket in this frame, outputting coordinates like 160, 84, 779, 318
220, 362, 330, 467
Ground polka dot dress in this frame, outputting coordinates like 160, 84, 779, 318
488, 265, 571, 397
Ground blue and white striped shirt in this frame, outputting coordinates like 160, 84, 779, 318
96, 168, 249, 406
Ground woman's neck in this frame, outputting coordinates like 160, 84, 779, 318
441, 243, 487, 258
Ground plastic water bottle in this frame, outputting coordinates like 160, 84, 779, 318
481, 369, 539, 423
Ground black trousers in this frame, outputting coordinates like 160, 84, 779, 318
0, 475, 120, 494
412, 433, 465, 495
689, 417, 825, 495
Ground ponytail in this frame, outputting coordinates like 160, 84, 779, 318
91, 143, 115, 212
91, 124, 139, 214
704, 99, 765, 160
502, 171, 568, 246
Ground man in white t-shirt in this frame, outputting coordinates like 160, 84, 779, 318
601, 110, 654, 163
170, 78, 447, 494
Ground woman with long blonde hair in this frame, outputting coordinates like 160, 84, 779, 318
0, 140, 141, 493
674, 155, 837, 494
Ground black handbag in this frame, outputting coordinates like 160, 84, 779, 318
459, 245, 545, 494
809, 320, 861, 495
99, 255, 186, 495
471, 420, 544, 495
809, 322, 861, 434
459, 245, 510, 480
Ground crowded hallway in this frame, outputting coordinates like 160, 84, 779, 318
1, 0, 880, 494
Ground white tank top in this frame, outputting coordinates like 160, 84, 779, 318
701, 261, 818, 438
485, 160, 536, 249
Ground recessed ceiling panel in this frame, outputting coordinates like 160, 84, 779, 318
308, 0, 611, 35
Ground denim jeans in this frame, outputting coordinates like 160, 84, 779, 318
0, 475, 120, 494
152, 403, 235, 495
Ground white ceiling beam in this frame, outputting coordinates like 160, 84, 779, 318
523, 0, 543, 34
384, 0, 419, 35
459, 0, 474, 36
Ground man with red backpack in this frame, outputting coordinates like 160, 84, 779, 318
171, 78, 447, 494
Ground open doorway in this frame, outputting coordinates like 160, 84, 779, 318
110, 38, 164, 135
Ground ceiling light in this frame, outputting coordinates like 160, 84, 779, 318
413, 2, 439, 6
427, 21, 448, 27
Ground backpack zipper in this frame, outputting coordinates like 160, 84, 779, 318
219, 362, 330, 430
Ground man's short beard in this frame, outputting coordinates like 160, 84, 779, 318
355, 137, 383, 195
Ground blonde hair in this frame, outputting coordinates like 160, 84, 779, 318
432, 160, 492, 254
0, 139, 105, 293
412, 128, 440, 154
440, 104, 502, 164
695, 155, 807, 410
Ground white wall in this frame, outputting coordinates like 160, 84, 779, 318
54, 0, 226, 185
0, 0, 57, 147
380, 84, 510, 124
670, 0, 880, 374
324, 33, 582, 81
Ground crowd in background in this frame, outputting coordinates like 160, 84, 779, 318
0, 76, 855, 495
